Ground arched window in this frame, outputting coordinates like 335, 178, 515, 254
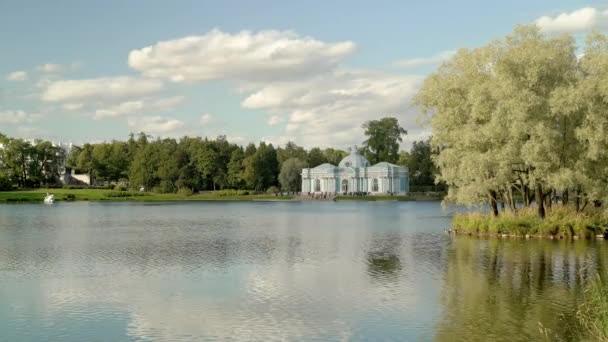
315, 179, 321, 192
341, 179, 349, 193
372, 178, 379, 192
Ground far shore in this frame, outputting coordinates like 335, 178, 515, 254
0, 188, 444, 204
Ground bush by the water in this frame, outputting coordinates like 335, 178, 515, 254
63, 194, 76, 201
113, 184, 127, 191
266, 186, 280, 194
212, 189, 253, 196
177, 187, 193, 196
452, 207, 608, 238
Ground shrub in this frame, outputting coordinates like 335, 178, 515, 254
63, 185, 85, 189
267, 186, 280, 194
212, 189, 254, 196
63, 194, 76, 201
177, 187, 193, 196
0, 176, 13, 191
113, 184, 127, 191
103, 184, 114, 190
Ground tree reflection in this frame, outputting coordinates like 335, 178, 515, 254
366, 235, 402, 281
435, 237, 608, 341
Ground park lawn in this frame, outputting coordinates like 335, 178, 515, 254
0, 188, 294, 203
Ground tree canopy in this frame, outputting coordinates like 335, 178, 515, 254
362, 117, 407, 164
416, 25, 608, 218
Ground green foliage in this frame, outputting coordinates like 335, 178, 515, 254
362, 117, 407, 164
267, 185, 280, 194
577, 274, 608, 341
416, 25, 608, 217
453, 207, 608, 238
177, 187, 193, 196
278, 158, 307, 192
113, 184, 127, 191
404, 139, 436, 186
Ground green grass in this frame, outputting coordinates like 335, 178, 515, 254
577, 274, 608, 341
452, 206, 608, 239
0, 188, 294, 203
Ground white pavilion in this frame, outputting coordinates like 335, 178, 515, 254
301, 147, 409, 195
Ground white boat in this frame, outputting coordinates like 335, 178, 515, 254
43, 193, 55, 204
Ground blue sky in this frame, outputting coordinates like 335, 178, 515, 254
1, 1, 606, 148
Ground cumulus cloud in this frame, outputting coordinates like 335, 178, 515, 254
242, 69, 423, 148
128, 29, 355, 82
200, 113, 213, 124
0, 110, 39, 124
62, 103, 84, 111
393, 50, 456, 68
94, 96, 184, 119
127, 116, 184, 134
36, 62, 80, 73
267, 115, 284, 126
535, 7, 608, 33
6, 71, 28, 81
41, 76, 164, 103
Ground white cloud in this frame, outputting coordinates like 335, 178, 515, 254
36, 62, 82, 73
0, 110, 39, 124
128, 29, 355, 82
94, 96, 184, 119
267, 115, 284, 126
535, 7, 608, 33
242, 69, 423, 148
63, 103, 84, 111
127, 116, 184, 134
42, 76, 164, 102
200, 113, 213, 124
394, 50, 456, 69
6, 71, 28, 81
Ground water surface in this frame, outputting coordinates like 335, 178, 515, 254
0, 201, 605, 341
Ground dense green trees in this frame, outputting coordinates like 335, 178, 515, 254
362, 117, 407, 164
279, 158, 308, 192
0, 135, 65, 188
398, 139, 436, 186
416, 25, 608, 218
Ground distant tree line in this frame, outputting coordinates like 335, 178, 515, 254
0, 117, 438, 193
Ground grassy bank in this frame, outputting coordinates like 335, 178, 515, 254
452, 207, 608, 239
577, 274, 608, 341
335, 193, 444, 201
0, 188, 294, 203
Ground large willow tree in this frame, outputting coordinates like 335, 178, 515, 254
416, 25, 608, 218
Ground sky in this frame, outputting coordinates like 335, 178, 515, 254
1, 0, 607, 149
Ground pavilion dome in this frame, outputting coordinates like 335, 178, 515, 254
338, 146, 370, 168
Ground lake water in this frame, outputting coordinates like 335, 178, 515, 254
0, 201, 606, 341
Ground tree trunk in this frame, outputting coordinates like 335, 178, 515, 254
545, 190, 552, 210
562, 189, 568, 206
523, 186, 530, 207
575, 188, 581, 212
536, 183, 545, 219
508, 186, 516, 211
489, 190, 499, 217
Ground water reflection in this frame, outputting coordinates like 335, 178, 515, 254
435, 237, 608, 341
0, 202, 604, 341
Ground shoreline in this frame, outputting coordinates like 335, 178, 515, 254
448, 229, 606, 240
0, 189, 444, 204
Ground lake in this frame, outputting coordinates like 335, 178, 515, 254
0, 201, 606, 341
